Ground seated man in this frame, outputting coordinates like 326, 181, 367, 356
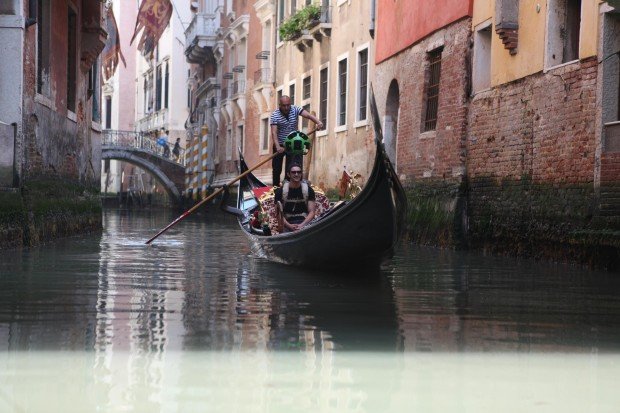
274, 163, 316, 232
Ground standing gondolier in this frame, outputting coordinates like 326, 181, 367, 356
270, 95, 323, 187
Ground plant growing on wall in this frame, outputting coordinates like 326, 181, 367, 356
278, 4, 321, 41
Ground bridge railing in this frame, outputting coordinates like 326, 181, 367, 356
102, 130, 186, 166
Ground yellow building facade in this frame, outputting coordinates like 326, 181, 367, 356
275, 0, 376, 189
472, 0, 600, 88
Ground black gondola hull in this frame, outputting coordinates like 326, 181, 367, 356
236, 138, 407, 271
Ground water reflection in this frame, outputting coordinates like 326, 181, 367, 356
1, 210, 620, 411
389, 247, 620, 353
0, 210, 620, 354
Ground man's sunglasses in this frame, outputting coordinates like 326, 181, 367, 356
290, 170, 302, 175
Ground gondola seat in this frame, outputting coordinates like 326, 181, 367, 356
254, 185, 331, 235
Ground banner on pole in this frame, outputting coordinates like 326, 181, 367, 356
130, 0, 173, 54
102, 6, 126, 80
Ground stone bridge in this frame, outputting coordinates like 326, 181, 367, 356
101, 130, 186, 205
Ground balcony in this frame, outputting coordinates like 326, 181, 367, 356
232, 80, 246, 96
308, 6, 332, 41
136, 109, 169, 133
293, 32, 314, 52
283, 6, 332, 52
185, 13, 220, 64
252, 68, 274, 114
195, 77, 219, 99
254, 68, 272, 85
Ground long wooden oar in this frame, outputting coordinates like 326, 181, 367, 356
145, 152, 279, 244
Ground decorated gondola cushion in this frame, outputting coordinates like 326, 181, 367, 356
255, 185, 331, 235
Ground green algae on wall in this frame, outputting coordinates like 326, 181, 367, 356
0, 178, 102, 249
468, 176, 619, 268
0, 190, 26, 249
404, 179, 467, 247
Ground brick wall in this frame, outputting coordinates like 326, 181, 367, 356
375, 19, 471, 246
375, 18, 470, 184
469, 57, 597, 184
467, 57, 619, 267
600, 152, 620, 222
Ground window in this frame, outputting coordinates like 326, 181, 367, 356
278, 0, 285, 41
90, 63, 101, 122
187, 69, 191, 108
423, 48, 442, 132
291, 0, 297, 14
602, 13, 620, 124
301, 104, 311, 131
473, 22, 492, 93
357, 48, 368, 122
546, 0, 581, 68
289, 83, 296, 105
237, 124, 244, 154
164, 62, 169, 109
319, 67, 328, 127
144, 72, 153, 113
67, 6, 78, 112
105, 97, 112, 129
277, 88, 283, 104
602, 11, 620, 153
37, 0, 51, 95
155, 65, 162, 111
260, 118, 270, 153
303, 76, 311, 100
337, 58, 348, 127
226, 128, 232, 160
144, 77, 148, 113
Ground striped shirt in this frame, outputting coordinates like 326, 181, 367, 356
270, 105, 303, 144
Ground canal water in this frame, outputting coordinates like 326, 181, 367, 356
1, 210, 620, 412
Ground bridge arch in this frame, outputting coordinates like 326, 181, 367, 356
102, 147, 183, 205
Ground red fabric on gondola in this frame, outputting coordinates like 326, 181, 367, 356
251, 186, 273, 199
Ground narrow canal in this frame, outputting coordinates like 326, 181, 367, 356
1, 210, 619, 412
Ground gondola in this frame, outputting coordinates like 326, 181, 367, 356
234, 91, 408, 271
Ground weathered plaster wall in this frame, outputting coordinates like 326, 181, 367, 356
0, 10, 24, 188
242, 5, 264, 173
473, 0, 600, 87
273, 0, 375, 189
376, 0, 473, 64
0, 0, 103, 250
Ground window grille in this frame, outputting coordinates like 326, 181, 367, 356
423, 49, 442, 132
320, 68, 328, 127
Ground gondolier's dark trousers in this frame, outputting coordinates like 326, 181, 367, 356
272, 146, 302, 187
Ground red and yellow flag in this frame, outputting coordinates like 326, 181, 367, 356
338, 170, 352, 199
130, 0, 173, 54
102, 7, 126, 80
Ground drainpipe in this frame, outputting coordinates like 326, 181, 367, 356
273, 2, 279, 92
369, 0, 375, 39
25, 0, 37, 27
12, 122, 19, 187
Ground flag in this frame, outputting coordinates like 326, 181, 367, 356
130, 0, 173, 54
101, 6, 126, 81
338, 170, 351, 199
